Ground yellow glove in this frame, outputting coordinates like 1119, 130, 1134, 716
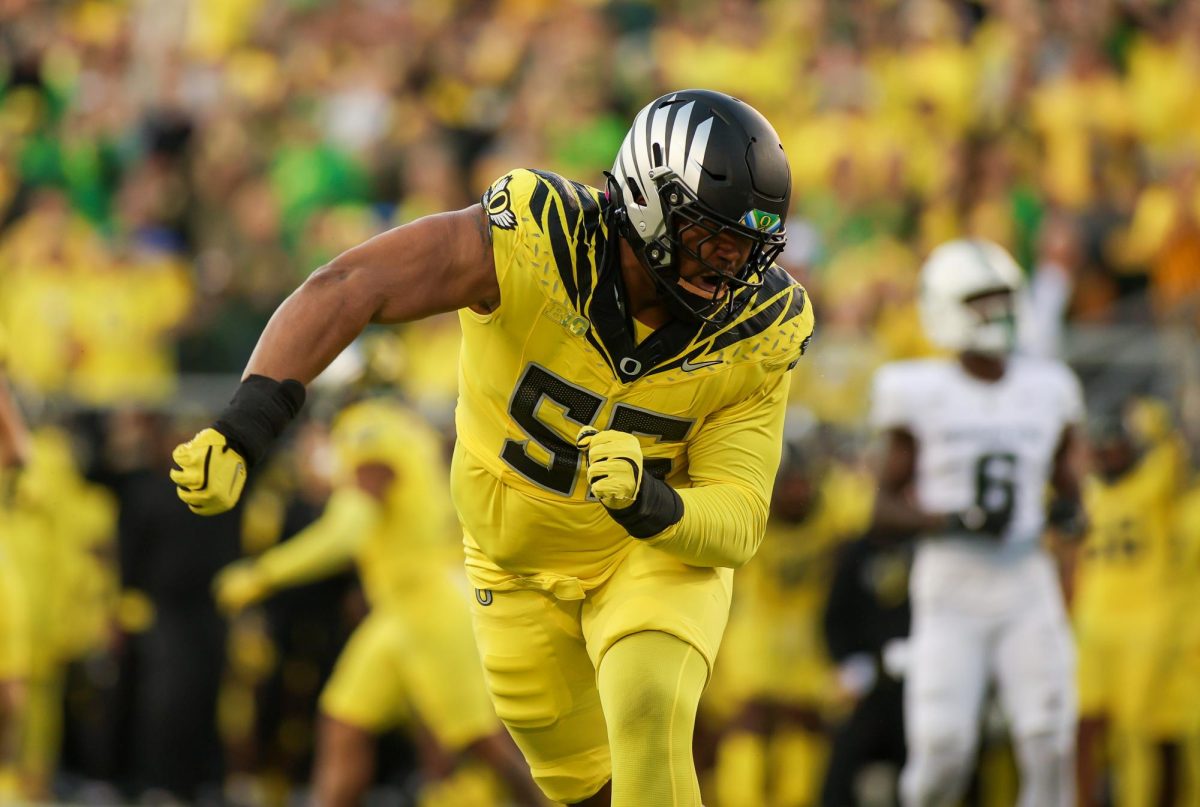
576, 427, 643, 510
170, 428, 248, 515
213, 560, 272, 615
116, 589, 156, 633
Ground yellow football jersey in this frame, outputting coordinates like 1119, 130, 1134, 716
329, 399, 461, 607
454, 169, 814, 591
3, 428, 117, 675
1075, 439, 1187, 628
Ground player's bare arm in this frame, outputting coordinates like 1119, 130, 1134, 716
1050, 425, 1084, 505
1046, 424, 1087, 606
870, 427, 944, 536
1047, 424, 1087, 539
173, 206, 498, 514
246, 205, 499, 385
0, 376, 30, 469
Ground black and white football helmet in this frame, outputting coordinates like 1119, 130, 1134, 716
608, 89, 792, 324
919, 239, 1024, 355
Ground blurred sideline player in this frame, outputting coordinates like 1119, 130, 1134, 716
172, 89, 813, 806
870, 239, 1085, 807
1, 426, 118, 800
220, 417, 352, 804
1169, 475, 1200, 803
1074, 399, 1196, 807
819, 528, 912, 807
0, 321, 31, 797
214, 395, 548, 807
709, 408, 872, 807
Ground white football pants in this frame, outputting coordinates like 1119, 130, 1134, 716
900, 546, 1076, 807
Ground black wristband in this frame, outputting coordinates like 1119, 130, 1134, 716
603, 474, 685, 539
1047, 497, 1087, 540
213, 375, 306, 467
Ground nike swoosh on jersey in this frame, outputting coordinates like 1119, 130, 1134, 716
680, 356, 723, 372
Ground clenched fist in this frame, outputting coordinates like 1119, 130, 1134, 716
576, 427, 643, 510
170, 428, 247, 515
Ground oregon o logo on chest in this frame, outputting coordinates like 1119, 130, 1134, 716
619, 357, 642, 376
475, 588, 493, 606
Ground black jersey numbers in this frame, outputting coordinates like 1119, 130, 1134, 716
502, 364, 603, 496
501, 363, 693, 496
607, 403, 693, 484
974, 452, 1017, 528
1085, 516, 1145, 563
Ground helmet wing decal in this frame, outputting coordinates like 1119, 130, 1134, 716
631, 105, 653, 201
666, 100, 692, 166
650, 99, 673, 165
681, 116, 713, 191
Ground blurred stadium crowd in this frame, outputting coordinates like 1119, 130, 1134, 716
1, 0, 1200, 804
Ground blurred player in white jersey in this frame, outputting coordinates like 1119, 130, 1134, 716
869, 239, 1086, 807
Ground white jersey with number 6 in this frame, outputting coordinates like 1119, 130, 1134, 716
871, 355, 1083, 547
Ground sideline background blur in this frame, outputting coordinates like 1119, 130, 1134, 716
1, 0, 1200, 804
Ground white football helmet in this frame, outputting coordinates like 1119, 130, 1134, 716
919, 238, 1024, 355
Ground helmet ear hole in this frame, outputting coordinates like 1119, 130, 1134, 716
625, 177, 647, 206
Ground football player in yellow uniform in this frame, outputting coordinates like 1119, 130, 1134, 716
0, 322, 31, 798
8, 428, 117, 799
173, 89, 813, 806
213, 399, 545, 807
1074, 401, 1192, 807
1170, 475, 1200, 799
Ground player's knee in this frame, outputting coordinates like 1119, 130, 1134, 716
1014, 729, 1073, 805
1015, 725, 1072, 768
530, 768, 610, 806
606, 672, 692, 742
902, 730, 975, 807
600, 632, 704, 744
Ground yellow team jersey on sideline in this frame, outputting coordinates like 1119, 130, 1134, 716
330, 399, 460, 607
752, 466, 874, 613
1075, 439, 1187, 627
717, 465, 874, 703
1075, 439, 1197, 736
1, 428, 117, 677
1172, 484, 1200, 684
454, 169, 814, 591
